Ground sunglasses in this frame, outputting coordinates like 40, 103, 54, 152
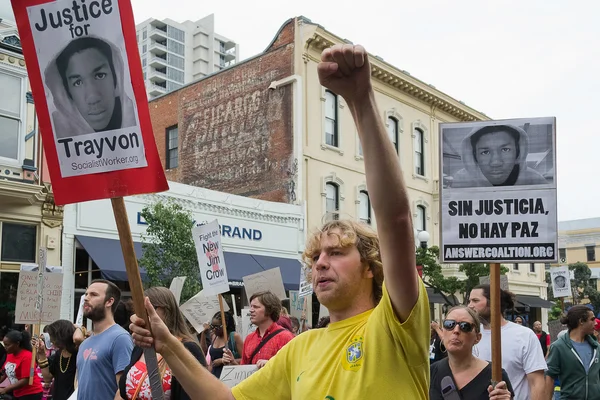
210, 324, 223, 330
443, 319, 475, 333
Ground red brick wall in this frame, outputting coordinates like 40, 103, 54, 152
149, 19, 296, 203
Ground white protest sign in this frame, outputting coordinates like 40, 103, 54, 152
298, 267, 313, 298
75, 295, 86, 326
243, 267, 286, 300
550, 266, 571, 298
439, 117, 558, 263
219, 365, 258, 388
169, 276, 187, 305
192, 220, 230, 296
241, 307, 257, 341
180, 290, 229, 334
15, 264, 63, 324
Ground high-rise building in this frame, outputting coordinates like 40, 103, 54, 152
135, 14, 238, 99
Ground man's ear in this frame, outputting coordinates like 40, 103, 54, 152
105, 297, 115, 309
364, 262, 374, 279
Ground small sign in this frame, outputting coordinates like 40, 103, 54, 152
243, 267, 286, 300
169, 276, 187, 305
192, 220, 230, 296
550, 266, 571, 298
15, 264, 63, 324
180, 290, 229, 334
219, 365, 258, 388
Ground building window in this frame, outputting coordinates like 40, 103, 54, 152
387, 117, 399, 154
416, 205, 426, 232
415, 128, 424, 176
142, 57, 146, 67
142, 44, 147, 54
0, 71, 23, 164
136, 34, 139, 42
530, 263, 535, 273
166, 125, 178, 169
513, 263, 519, 270
143, 29, 147, 40
1, 223, 36, 263
587, 246, 596, 262
359, 191, 371, 224
559, 248, 566, 262
325, 183, 339, 220
325, 90, 338, 147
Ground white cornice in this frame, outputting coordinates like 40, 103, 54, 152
0, 179, 46, 205
305, 31, 489, 122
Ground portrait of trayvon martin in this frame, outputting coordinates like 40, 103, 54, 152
450, 124, 548, 188
44, 36, 137, 139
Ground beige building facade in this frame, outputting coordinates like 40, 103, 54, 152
0, 22, 64, 328
555, 217, 600, 275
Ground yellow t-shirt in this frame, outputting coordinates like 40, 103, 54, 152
232, 279, 430, 400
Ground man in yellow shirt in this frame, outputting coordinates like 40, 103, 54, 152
130, 44, 431, 400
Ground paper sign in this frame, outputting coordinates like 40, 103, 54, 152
75, 295, 86, 326
192, 220, 230, 296
298, 267, 313, 298
180, 290, 229, 334
478, 275, 509, 291
15, 264, 64, 324
241, 307, 257, 341
439, 117, 558, 262
169, 276, 187, 305
550, 266, 571, 298
219, 365, 258, 388
243, 267, 286, 300
10, 0, 168, 204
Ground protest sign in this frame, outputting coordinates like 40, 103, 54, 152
192, 220, 230, 296
298, 267, 313, 298
478, 275, 509, 291
219, 365, 258, 388
169, 276, 187, 305
243, 267, 286, 300
75, 294, 86, 326
180, 290, 229, 334
439, 117, 558, 262
15, 264, 63, 324
10, 0, 167, 204
241, 307, 257, 341
550, 266, 571, 298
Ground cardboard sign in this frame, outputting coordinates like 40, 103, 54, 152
243, 267, 286, 300
298, 267, 313, 298
192, 220, 230, 296
219, 365, 258, 388
439, 117, 558, 262
15, 264, 63, 324
75, 294, 86, 326
169, 276, 187, 305
550, 266, 571, 298
241, 307, 257, 341
478, 275, 510, 291
10, 0, 167, 204
180, 290, 229, 334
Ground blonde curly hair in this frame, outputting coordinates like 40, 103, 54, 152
302, 220, 383, 304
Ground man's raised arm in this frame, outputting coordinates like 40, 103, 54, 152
318, 44, 418, 321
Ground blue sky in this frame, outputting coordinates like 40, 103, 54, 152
2, 0, 597, 221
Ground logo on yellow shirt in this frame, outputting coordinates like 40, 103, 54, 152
342, 336, 364, 371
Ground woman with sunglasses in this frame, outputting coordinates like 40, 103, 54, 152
430, 306, 514, 400
117, 287, 207, 400
202, 311, 243, 379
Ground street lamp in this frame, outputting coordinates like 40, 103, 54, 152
417, 230, 430, 249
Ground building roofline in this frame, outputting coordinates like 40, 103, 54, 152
149, 17, 295, 103
300, 18, 489, 122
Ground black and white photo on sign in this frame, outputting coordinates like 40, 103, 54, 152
439, 117, 558, 263
550, 266, 571, 297
26, 0, 147, 177
441, 119, 555, 189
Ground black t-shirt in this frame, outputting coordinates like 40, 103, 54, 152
430, 358, 514, 400
48, 350, 77, 400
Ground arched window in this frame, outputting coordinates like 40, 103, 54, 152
326, 183, 339, 220
416, 205, 426, 231
414, 128, 424, 176
359, 191, 371, 224
387, 117, 399, 154
325, 90, 338, 147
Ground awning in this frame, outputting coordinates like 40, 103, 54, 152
426, 288, 458, 305
76, 235, 302, 290
223, 252, 301, 291
516, 295, 555, 309
76, 235, 147, 281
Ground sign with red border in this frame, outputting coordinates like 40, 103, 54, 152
10, 0, 168, 205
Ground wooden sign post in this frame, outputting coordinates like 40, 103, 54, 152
218, 294, 229, 347
489, 263, 502, 385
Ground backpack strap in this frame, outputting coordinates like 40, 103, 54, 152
249, 329, 285, 363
